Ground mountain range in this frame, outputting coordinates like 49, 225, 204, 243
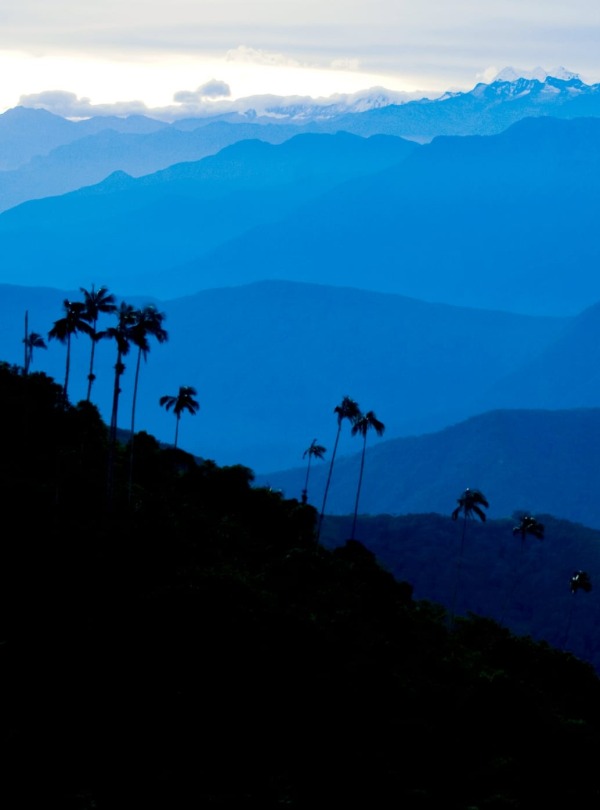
1, 72, 599, 210
260, 407, 600, 529
5, 278, 600, 487
2, 70, 600, 527
1, 115, 599, 314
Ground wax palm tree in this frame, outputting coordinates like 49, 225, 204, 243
23, 312, 47, 375
98, 301, 137, 444
512, 514, 545, 545
81, 284, 117, 401
127, 305, 168, 498
129, 305, 168, 439
301, 438, 326, 504
500, 514, 545, 624
48, 299, 93, 401
571, 570, 592, 594
317, 395, 361, 541
349, 410, 385, 538
564, 570, 593, 648
449, 488, 489, 626
160, 386, 200, 448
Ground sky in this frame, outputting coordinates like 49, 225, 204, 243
1, 0, 599, 118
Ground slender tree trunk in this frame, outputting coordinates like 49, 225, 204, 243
350, 436, 367, 539
317, 424, 342, 542
86, 317, 98, 401
109, 350, 123, 444
23, 311, 28, 374
107, 351, 125, 511
127, 348, 143, 501
130, 348, 142, 439
63, 334, 72, 402
174, 414, 180, 448
302, 454, 313, 503
449, 514, 468, 629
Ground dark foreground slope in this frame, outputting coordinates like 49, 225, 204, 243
2, 363, 600, 809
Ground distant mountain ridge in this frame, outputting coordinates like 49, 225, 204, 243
260, 407, 600, 529
0, 279, 577, 474
1, 115, 599, 314
1, 71, 599, 211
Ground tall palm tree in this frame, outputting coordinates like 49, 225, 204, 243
301, 438, 326, 504
81, 285, 117, 401
159, 386, 200, 448
500, 514, 545, 624
98, 301, 137, 444
129, 305, 168, 439
449, 488, 489, 626
48, 299, 93, 401
512, 514, 545, 546
350, 410, 385, 538
317, 395, 361, 541
127, 305, 168, 499
570, 570, 592, 594
23, 312, 47, 375
564, 570, 593, 648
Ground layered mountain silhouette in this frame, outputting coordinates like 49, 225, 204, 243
1, 72, 599, 210
0, 132, 417, 294
180, 116, 600, 315
1, 116, 598, 314
2, 279, 591, 476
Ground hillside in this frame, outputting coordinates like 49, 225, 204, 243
2, 361, 600, 808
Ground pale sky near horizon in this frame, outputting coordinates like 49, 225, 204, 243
1, 0, 599, 118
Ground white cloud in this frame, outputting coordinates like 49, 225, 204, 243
17, 89, 150, 118
173, 79, 231, 103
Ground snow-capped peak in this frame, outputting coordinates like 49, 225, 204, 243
493, 66, 581, 83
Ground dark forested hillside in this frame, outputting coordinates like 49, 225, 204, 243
2, 362, 600, 809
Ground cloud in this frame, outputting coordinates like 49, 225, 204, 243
173, 79, 231, 103
18, 89, 150, 118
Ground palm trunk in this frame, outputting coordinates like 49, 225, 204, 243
63, 334, 72, 402
86, 318, 98, 401
302, 454, 313, 503
449, 514, 468, 629
351, 435, 367, 539
127, 347, 143, 501
317, 423, 342, 542
174, 414, 180, 448
23, 311, 28, 374
130, 348, 142, 439
109, 350, 125, 443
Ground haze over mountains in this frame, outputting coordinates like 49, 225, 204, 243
2, 69, 600, 526
1, 113, 598, 313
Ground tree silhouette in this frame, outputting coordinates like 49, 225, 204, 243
571, 570, 592, 594
500, 514, 545, 624
48, 299, 93, 402
81, 285, 117, 401
450, 488, 489, 626
301, 438, 326, 504
23, 318, 47, 375
160, 386, 200, 448
127, 305, 168, 497
512, 514, 545, 545
350, 410, 385, 539
317, 395, 361, 541
129, 305, 168, 440
564, 570, 593, 648
98, 301, 137, 444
